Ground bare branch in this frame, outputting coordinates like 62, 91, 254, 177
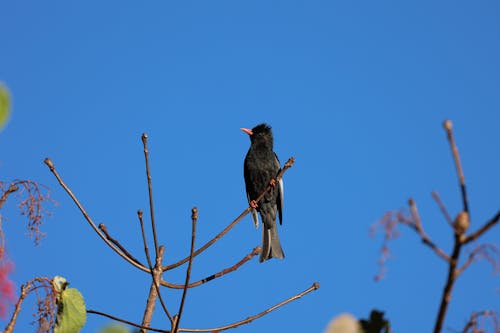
88, 309, 170, 333
431, 191, 453, 226
173, 207, 198, 333
142, 133, 160, 258
178, 282, 320, 332
163, 157, 295, 272
44, 158, 149, 272
465, 210, 500, 244
138, 210, 173, 325
457, 244, 500, 276
443, 120, 469, 213
0, 183, 18, 209
408, 198, 450, 262
462, 310, 499, 333
98, 223, 143, 267
161, 247, 261, 289
3, 282, 30, 333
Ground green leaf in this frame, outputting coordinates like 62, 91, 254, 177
99, 324, 133, 333
55, 287, 87, 333
0, 82, 11, 131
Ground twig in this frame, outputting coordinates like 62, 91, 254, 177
138, 210, 173, 325
173, 208, 198, 333
3, 282, 30, 333
408, 198, 450, 262
163, 157, 295, 271
177, 282, 320, 332
456, 244, 499, 276
142, 134, 160, 258
0, 183, 18, 209
461, 310, 499, 333
434, 120, 467, 333
88, 309, 170, 333
465, 210, 500, 244
160, 247, 261, 289
44, 158, 149, 272
431, 191, 453, 226
443, 120, 468, 213
98, 223, 143, 267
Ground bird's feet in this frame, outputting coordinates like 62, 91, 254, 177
250, 200, 258, 209
269, 179, 277, 187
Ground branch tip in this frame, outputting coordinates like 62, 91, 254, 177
44, 157, 54, 170
443, 119, 453, 132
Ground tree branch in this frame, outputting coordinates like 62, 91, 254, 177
173, 208, 198, 333
88, 309, 170, 333
408, 198, 450, 262
163, 157, 295, 271
142, 133, 160, 258
0, 183, 18, 209
44, 158, 149, 272
3, 282, 30, 333
443, 120, 468, 213
178, 282, 320, 332
98, 223, 143, 267
161, 247, 261, 289
464, 210, 500, 244
138, 210, 174, 326
431, 191, 453, 226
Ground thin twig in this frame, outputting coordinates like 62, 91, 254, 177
160, 247, 261, 289
443, 120, 469, 213
173, 208, 198, 333
138, 210, 174, 324
163, 157, 295, 271
0, 183, 19, 209
98, 223, 143, 267
88, 309, 170, 333
434, 120, 467, 333
408, 198, 450, 262
465, 210, 500, 244
431, 191, 453, 226
461, 310, 499, 333
177, 282, 320, 332
44, 158, 149, 272
142, 133, 160, 258
3, 282, 31, 333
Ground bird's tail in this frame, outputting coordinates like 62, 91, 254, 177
260, 223, 285, 262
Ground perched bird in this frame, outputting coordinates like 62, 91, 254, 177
241, 123, 285, 262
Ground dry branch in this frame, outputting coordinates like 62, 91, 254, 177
161, 247, 261, 289
44, 158, 149, 272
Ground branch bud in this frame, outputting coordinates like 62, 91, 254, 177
453, 211, 470, 235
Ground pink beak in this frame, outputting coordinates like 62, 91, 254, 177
240, 128, 253, 135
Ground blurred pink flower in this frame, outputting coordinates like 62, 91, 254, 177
0, 250, 16, 319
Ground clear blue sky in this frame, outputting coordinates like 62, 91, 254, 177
1, 2, 499, 332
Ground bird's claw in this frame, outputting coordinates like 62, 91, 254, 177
269, 179, 277, 187
250, 200, 258, 209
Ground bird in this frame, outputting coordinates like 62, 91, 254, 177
241, 123, 285, 262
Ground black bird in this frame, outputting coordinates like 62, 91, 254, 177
241, 123, 284, 262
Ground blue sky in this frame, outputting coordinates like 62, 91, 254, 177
1, 2, 499, 332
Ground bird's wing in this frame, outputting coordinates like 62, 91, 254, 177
274, 153, 284, 225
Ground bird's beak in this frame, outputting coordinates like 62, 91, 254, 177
240, 127, 253, 136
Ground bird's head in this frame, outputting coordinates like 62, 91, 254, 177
241, 123, 274, 147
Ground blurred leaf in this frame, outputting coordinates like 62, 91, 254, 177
54, 287, 87, 333
0, 82, 11, 130
324, 313, 361, 333
99, 324, 133, 333
359, 309, 390, 333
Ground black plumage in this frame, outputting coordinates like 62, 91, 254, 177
241, 123, 284, 262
